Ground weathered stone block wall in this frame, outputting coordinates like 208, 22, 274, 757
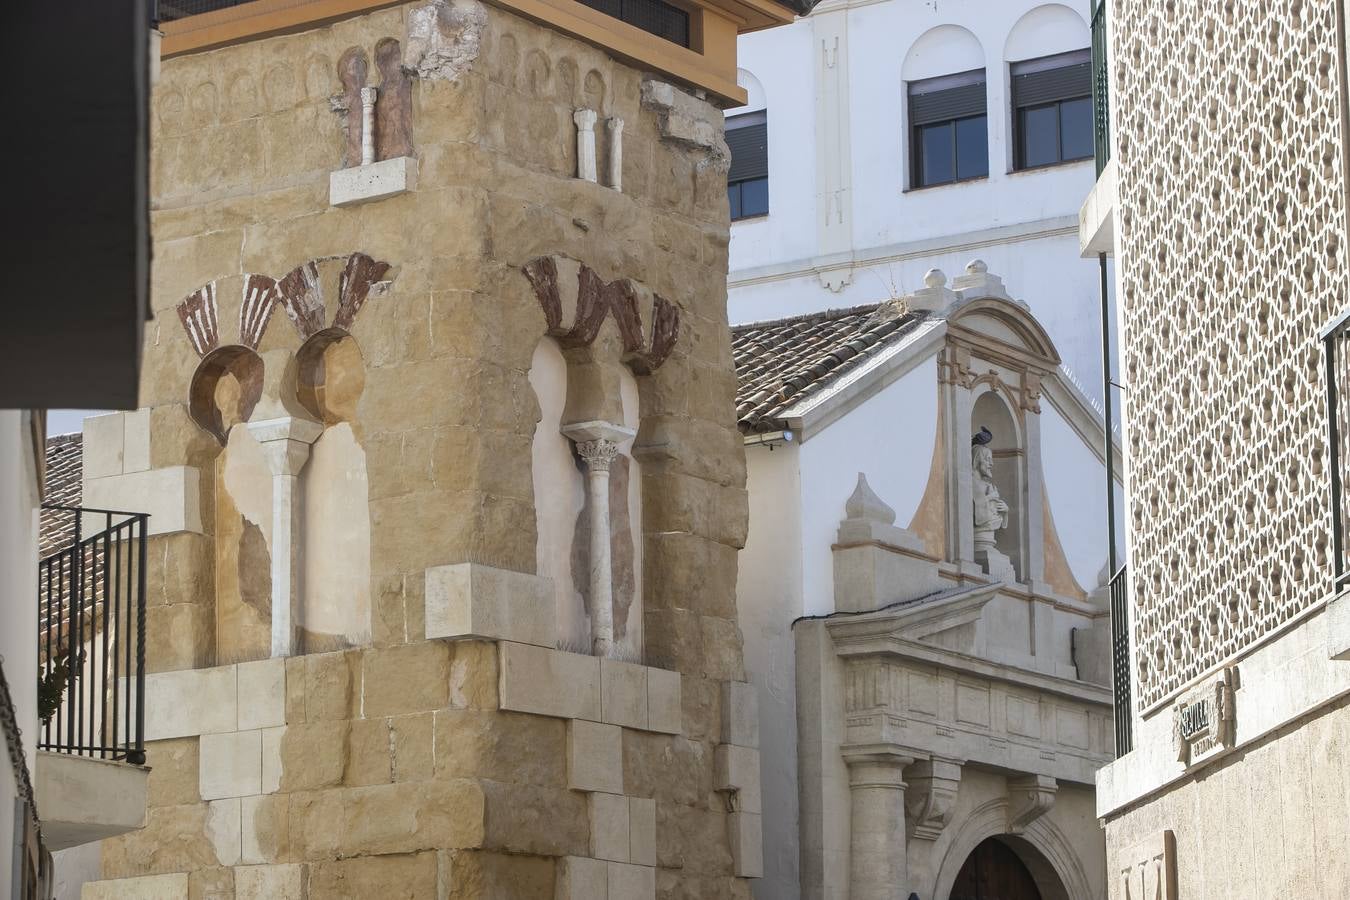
144, 0, 746, 678
97, 1, 756, 896
1112, 0, 1348, 709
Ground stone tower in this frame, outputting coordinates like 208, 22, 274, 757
80, 0, 806, 895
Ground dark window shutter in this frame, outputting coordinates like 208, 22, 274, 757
727, 122, 768, 183
909, 81, 987, 127
1012, 62, 1091, 108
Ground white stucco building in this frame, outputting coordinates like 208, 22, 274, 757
733, 262, 1124, 899
727, 5, 1129, 896
728, 0, 1109, 406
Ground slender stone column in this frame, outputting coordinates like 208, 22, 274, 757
562, 420, 636, 657
606, 116, 624, 190
360, 86, 378, 166
843, 749, 914, 900
247, 416, 324, 658
574, 108, 598, 182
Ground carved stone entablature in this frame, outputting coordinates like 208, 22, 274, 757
523, 255, 680, 373
905, 757, 963, 841
1171, 666, 1236, 769
1006, 774, 1057, 834
828, 600, 1114, 787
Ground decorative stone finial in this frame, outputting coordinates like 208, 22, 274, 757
844, 473, 896, 525
952, 259, 1013, 304
904, 269, 958, 313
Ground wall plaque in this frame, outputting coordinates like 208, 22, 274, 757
1172, 667, 1235, 768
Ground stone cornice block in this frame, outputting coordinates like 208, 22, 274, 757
83, 466, 202, 537
721, 680, 759, 748
329, 155, 417, 207
567, 720, 623, 794
714, 744, 762, 814
600, 658, 648, 730
143, 665, 239, 741
646, 666, 682, 734
425, 563, 557, 649
82, 874, 188, 900
499, 642, 601, 721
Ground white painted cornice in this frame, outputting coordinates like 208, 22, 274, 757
729, 216, 1079, 292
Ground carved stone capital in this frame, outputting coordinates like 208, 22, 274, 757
573, 107, 598, 131
904, 757, 963, 841
576, 439, 620, 472
247, 416, 324, 477
1006, 774, 1057, 834
562, 420, 634, 473
841, 745, 916, 789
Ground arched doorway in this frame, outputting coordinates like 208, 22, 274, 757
948, 837, 1045, 900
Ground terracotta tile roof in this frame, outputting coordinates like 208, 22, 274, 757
732, 302, 927, 433
40, 434, 83, 559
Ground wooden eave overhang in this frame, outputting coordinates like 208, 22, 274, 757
160, 0, 797, 105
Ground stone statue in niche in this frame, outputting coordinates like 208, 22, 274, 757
971, 428, 1016, 582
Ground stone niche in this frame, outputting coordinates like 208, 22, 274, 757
183, 254, 386, 662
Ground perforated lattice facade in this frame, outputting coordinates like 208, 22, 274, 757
1113, 0, 1348, 708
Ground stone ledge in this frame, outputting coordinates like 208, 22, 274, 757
35, 752, 148, 851
82, 873, 187, 900
1078, 158, 1117, 258
1097, 602, 1350, 818
329, 156, 417, 207
425, 563, 557, 648
499, 641, 681, 734
83, 465, 201, 536
143, 658, 285, 741
727, 811, 763, 878
1329, 588, 1350, 660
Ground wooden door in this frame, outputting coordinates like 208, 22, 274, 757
948, 837, 1044, 900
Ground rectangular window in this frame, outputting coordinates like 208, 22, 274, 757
727, 112, 769, 221
1011, 49, 1093, 170
908, 69, 988, 189
576, 0, 691, 47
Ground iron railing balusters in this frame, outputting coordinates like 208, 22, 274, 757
36, 505, 149, 763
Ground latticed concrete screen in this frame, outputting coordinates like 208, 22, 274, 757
1113, 0, 1348, 708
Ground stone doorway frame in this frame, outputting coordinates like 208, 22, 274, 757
931, 798, 1091, 900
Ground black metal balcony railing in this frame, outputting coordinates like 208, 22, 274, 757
1108, 565, 1133, 757
1091, 0, 1110, 175
38, 506, 148, 765
1323, 312, 1350, 590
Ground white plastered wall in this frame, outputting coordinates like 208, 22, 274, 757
1040, 402, 1124, 591
301, 422, 371, 645
731, 0, 1107, 402
0, 410, 41, 897
798, 360, 939, 616
529, 339, 586, 651
738, 440, 805, 900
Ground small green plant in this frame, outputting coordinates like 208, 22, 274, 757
37, 655, 77, 726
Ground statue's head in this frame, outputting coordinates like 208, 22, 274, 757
972, 444, 994, 477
